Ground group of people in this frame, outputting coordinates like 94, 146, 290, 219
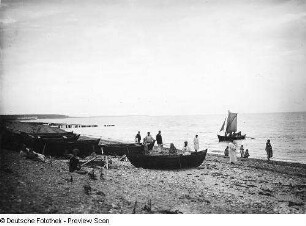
224, 144, 249, 158
224, 131, 242, 137
135, 131, 200, 155
136, 131, 274, 162
135, 131, 162, 152
224, 139, 273, 164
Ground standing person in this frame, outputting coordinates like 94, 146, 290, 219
156, 131, 163, 151
265, 139, 273, 161
193, 135, 199, 152
144, 132, 155, 151
239, 145, 245, 158
228, 142, 237, 164
135, 131, 141, 144
182, 141, 192, 155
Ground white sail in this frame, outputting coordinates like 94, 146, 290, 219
226, 111, 237, 133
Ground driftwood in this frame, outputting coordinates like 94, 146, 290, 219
119, 155, 127, 161
81, 157, 97, 167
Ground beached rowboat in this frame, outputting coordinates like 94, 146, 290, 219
127, 149, 207, 170
100, 143, 144, 156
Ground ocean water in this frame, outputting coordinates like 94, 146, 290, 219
33, 112, 306, 164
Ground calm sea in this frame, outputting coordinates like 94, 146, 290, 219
34, 112, 306, 164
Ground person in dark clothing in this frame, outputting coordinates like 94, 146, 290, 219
156, 131, 163, 150
135, 131, 141, 143
156, 131, 162, 144
224, 146, 229, 157
69, 156, 81, 172
69, 149, 81, 172
265, 139, 273, 161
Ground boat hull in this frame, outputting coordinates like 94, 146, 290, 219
101, 143, 144, 156
218, 134, 246, 142
127, 149, 207, 170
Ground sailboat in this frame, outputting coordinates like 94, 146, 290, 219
217, 111, 246, 142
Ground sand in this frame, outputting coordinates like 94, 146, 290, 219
0, 149, 305, 214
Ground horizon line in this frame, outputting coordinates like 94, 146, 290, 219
70, 110, 306, 117
2, 111, 306, 118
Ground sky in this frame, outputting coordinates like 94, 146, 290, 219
0, 0, 305, 116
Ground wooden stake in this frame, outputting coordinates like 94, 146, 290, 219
42, 143, 47, 155
132, 200, 137, 214
105, 156, 109, 169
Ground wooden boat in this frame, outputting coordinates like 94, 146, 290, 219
100, 143, 144, 156
218, 111, 246, 142
33, 135, 100, 157
40, 136, 101, 157
2, 121, 100, 157
126, 149, 207, 170
217, 134, 246, 141
21, 132, 80, 142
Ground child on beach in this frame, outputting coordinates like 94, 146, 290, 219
265, 140, 273, 161
244, 149, 250, 158
240, 145, 244, 158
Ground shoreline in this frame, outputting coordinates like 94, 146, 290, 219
0, 149, 305, 214
3, 119, 305, 165
207, 151, 306, 166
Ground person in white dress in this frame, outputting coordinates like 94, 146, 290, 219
193, 135, 199, 152
228, 142, 237, 164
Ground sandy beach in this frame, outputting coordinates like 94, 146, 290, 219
0, 148, 305, 214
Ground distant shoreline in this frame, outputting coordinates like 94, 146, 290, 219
0, 114, 69, 121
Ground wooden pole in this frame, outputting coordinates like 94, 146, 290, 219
105, 156, 109, 169
42, 143, 47, 155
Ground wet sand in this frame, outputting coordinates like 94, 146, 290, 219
0, 149, 305, 214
